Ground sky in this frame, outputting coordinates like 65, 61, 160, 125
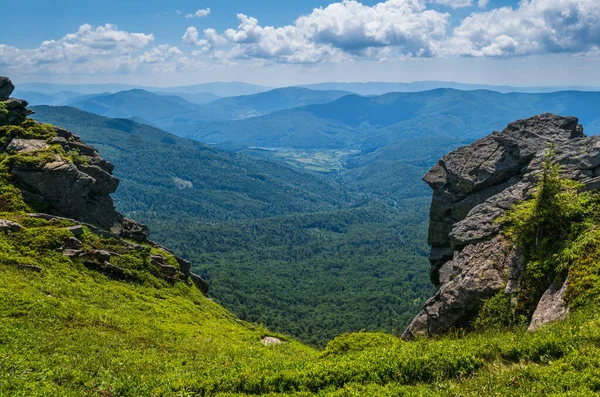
1, 0, 599, 87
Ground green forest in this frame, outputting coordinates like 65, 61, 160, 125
31, 106, 433, 346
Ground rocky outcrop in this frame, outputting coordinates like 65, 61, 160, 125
403, 114, 597, 339
0, 77, 15, 101
0, 76, 208, 294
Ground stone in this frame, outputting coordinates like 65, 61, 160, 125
0, 98, 31, 126
62, 249, 83, 258
0, 76, 14, 100
7, 139, 49, 153
190, 273, 209, 295
175, 257, 191, 275
528, 278, 569, 332
76, 164, 120, 196
120, 219, 149, 242
17, 264, 42, 273
63, 237, 82, 250
84, 250, 112, 263
12, 157, 123, 230
402, 236, 519, 339
67, 225, 84, 237
83, 261, 128, 280
261, 337, 283, 346
0, 219, 22, 232
150, 255, 166, 264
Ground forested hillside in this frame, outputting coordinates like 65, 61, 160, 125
31, 106, 431, 345
31, 106, 354, 221
153, 204, 432, 346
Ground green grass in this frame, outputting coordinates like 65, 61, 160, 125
3, 248, 600, 396
3, 116, 600, 395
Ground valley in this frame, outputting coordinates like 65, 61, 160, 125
5, 1, 600, 393
30, 83, 600, 347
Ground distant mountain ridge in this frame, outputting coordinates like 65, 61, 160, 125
301, 81, 600, 95
17, 81, 272, 97
63, 87, 356, 128
178, 89, 600, 150
16, 79, 600, 98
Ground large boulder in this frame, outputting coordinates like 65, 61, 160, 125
0, 76, 14, 100
404, 114, 596, 339
528, 278, 569, 332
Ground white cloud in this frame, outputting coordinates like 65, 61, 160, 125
176, 10, 182, 15
190, 0, 450, 64
428, 0, 474, 9
182, 26, 208, 46
186, 8, 211, 18
0, 24, 196, 76
449, 0, 600, 57
4, 0, 600, 80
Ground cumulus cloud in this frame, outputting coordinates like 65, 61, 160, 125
449, 0, 600, 57
4, 0, 600, 78
186, 8, 211, 18
428, 0, 474, 9
0, 24, 193, 75
189, 0, 450, 64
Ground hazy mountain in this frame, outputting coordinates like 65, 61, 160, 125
15, 81, 271, 97
301, 81, 600, 95
66, 89, 201, 121
16, 82, 139, 94
154, 91, 221, 105
158, 87, 353, 123
179, 89, 600, 150
12, 90, 84, 106
66, 87, 355, 134
154, 82, 271, 97
31, 105, 353, 221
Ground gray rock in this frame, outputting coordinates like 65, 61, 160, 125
175, 256, 191, 275
62, 249, 83, 258
190, 273, 209, 296
405, 114, 590, 339
403, 236, 519, 339
7, 139, 49, 153
0, 76, 14, 100
528, 278, 569, 332
0, 98, 31, 126
63, 237, 82, 250
12, 157, 123, 230
17, 264, 42, 273
67, 225, 84, 237
261, 337, 283, 346
0, 219, 22, 232
120, 219, 149, 242
150, 255, 166, 265
76, 164, 119, 196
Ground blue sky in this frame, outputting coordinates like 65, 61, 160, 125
1, 0, 599, 87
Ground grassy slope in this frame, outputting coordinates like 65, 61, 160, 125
2, 115, 600, 395
3, 254, 600, 396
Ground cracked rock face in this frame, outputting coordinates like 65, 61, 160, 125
9, 133, 125, 231
403, 113, 594, 339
